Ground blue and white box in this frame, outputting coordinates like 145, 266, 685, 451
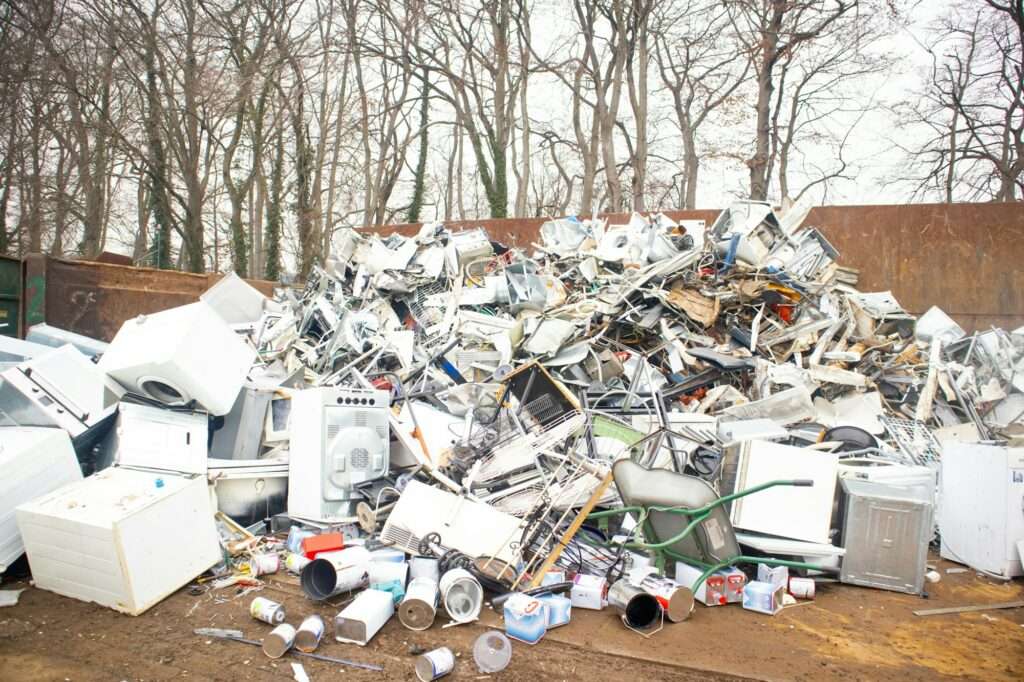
742, 580, 784, 616
503, 593, 547, 644
537, 594, 572, 628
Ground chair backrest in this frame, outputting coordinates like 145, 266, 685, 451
612, 459, 741, 565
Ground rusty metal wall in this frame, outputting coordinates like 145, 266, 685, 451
365, 203, 1024, 332
23, 255, 276, 342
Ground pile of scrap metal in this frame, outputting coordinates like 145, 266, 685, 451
2, 200, 1023, 670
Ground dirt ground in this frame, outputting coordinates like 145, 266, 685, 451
1, 555, 1022, 682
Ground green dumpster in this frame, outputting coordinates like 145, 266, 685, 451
0, 255, 20, 337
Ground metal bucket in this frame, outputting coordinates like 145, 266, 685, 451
399, 577, 439, 630
607, 579, 662, 631
439, 568, 483, 623
300, 546, 371, 600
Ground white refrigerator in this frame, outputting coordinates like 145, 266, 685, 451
940, 443, 1024, 578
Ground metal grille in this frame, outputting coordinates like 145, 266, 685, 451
354, 410, 368, 427
880, 416, 942, 466
327, 424, 341, 439
350, 447, 369, 469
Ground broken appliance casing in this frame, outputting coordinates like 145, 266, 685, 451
99, 302, 255, 416
0, 428, 83, 573
380, 480, 522, 564
721, 440, 838, 544
200, 272, 266, 326
0, 344, 124, 453
16, 466, 221, 615
210, 385, 274, 460
940, 443, 1024, 578
287, 386, 390, 523
111, 401, 209, 475
839, 478, 933, 594
208, 455, 289, 527
710, 201, 788, 266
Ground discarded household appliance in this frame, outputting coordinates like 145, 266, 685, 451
110, 401, 208, 475
839, 478, 933, 594
288, 386, 389, 522
0, 344, 124, 455
207, 454, 290, 527
99, 302, 255, 416
0, 428, 82, 573
200, 272, 267, 326
16, 466, 221, 615
721, 440, 838, 544
380, 480, 523, 563
210, 385, 275, 460
940, 443, 1024, 578
334, 588, 394, 646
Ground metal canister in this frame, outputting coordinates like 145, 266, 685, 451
285, 552, 311, 575
294, 614, 325, 653
439, 568, 483, 623
250, 596, 286, 625
408, 556, 440, 582
250, 553, 280, 576
262, 623, 296, 659
415, 646, 455, 681
399, 577, 439, 631
789, 576, 816, 599
607, 579, 662, 631
637, 574, 695, 623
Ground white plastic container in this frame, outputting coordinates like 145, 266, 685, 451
16, 467, 221, 615
0, 428, 82, 572
334, 588, 394, 646
99, 302, 255, 416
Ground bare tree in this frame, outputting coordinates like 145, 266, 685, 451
655, 1, 751, 208
726, 0, 857, 200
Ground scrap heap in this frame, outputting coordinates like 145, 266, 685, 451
2, 200, 1023, 674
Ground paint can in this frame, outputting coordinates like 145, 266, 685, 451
607, 579, 662, 631
285, 552, 311, 575
250, 596, 286, 625
472, 630, 512, 674
409, 556, 440, 582
399, 577, 439, 630
439, 568, 483, 623
294, 614, 325, 653
250, 553, 280, 576
300, 546, 371, 600
415, 646, 455, 681
789, 577, 815, 599
262, 623, 296, 659
637, 574, 695, 623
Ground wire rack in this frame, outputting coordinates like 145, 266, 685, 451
880, 416, 942, 466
